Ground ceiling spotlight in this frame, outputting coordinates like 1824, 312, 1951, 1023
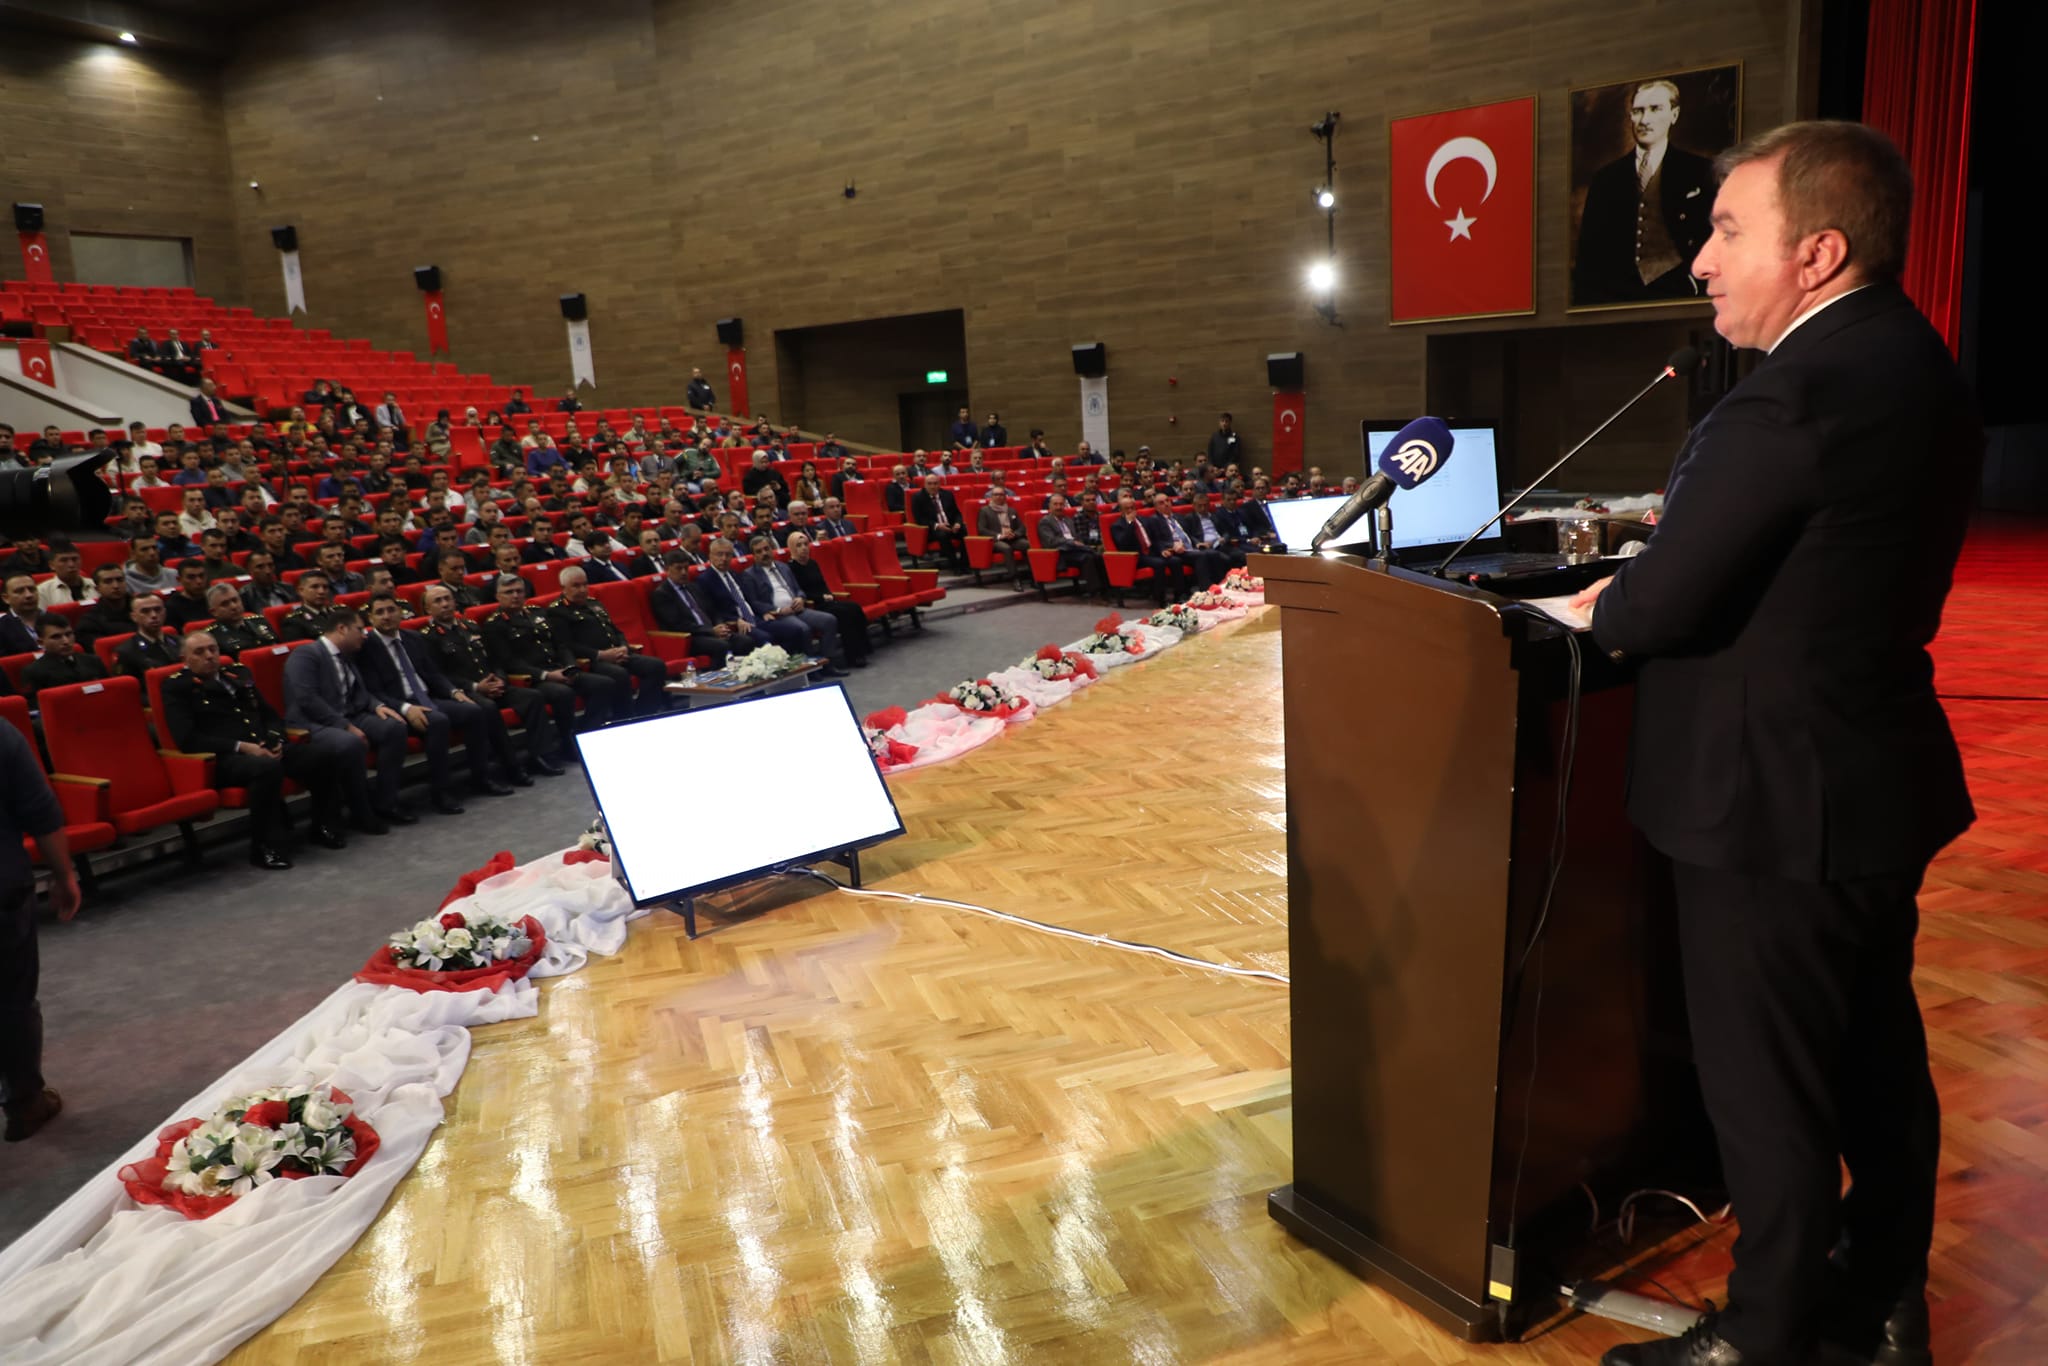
1307, 260, 1337, 293
1310, 113, 1340, 140
1314, 185, 1336, 210
117, 30, 137, 43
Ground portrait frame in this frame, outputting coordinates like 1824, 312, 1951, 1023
1567, 61, 1743, 314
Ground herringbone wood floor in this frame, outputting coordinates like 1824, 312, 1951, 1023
228, 532, 2048, 1363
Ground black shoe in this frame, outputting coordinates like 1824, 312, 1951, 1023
309, 824, 348, 850
850, 658, 870, 669
1816, 1267, 1931, 1366
4, 1088, 62, 1142
249, 845, 294, 870
380, 805, 420, 826
351, 815, 391, 837
1601, 1314, 1754, 1366
530, 757, 566, 777
506, 769, 535, 788
817, 665, 849, 679
430, 795, 466, 816
476, 779, 516, 797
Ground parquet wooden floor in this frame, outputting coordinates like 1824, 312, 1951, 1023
228, 530, 2048, 1364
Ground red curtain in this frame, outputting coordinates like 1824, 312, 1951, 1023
1862, 0, 1978, 354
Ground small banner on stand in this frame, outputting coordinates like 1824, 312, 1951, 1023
725, 347, 750, 418
567, 319, 595, 390
17, 338, 55, 386
1271, 390, 1306, 476
280, 250, 306, 314
423, 291, 449, 354
17, 232, 52, 284
1079, 376, 1109, 455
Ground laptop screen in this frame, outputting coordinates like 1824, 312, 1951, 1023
1359, 422, 1506, 555
1264, 494, 1348, 551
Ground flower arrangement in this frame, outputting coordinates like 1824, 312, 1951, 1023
389, 908, 533, 972
577, 815, 610, 858
945, 678, 1020, 713
1148, 605, 1201, 632
1078, 614, 1145, 655
730, 643, 799, 683
1020, 644, 1097, 681
1184, 590, 1231, 609
120, 1083, 381, 1219
864, 726, 920, 768
1223, 567, 1265, 592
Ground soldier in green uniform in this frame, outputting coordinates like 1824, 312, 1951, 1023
416, 584, 550, 780
480, 574, 614, 755
277, 571, 333, 642
204, 582, 279, 656
160, 632, 350, 869
543, 566, 669, 717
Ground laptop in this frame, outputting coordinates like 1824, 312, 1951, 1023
1357, 420, 1569, 579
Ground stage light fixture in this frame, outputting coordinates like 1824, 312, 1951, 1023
1307, 261, 1337, 293
1314, 186, 1336, 210
117, 31, 136, 43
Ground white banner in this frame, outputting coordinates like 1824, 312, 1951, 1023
1079, 375, 1108, 454
280, 250, 306, 314
567, 318, 595, 389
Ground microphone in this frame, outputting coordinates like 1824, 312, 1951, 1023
1309, 416, 1455, 551
1430, 346, 1702, 576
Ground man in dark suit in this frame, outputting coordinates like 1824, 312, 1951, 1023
74, 567, 134, 648
649, 553, 744, 666
882, 466, 913, 514
19, 614, 107, 703
189, 379, 230, 428
1146, 491, 1224, 591
280, 605, 413, 832
1217, 487, 1279, 551
112, 594, 185, 679
784, 533, 871, 668
909, 474, 967, 569
1035, 493, 1107, 599
1107, 493, 1191, 603
740, 534, 848, 674
1572, 78, 1717, 306
0, 573, 39, 655
1180, 492, 1248, 575
357, 593, 512, 806
162, 631, 350, 868
1580, 124, 1977, 1366
695, 538, 810, 655
127, 328, 161, 365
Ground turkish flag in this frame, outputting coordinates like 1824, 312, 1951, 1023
1389, 97, 1535, 323
726, 347, 749, 418
18, 231, 53, 284
18, 339, 54, 386
423, 290, 449, 353
1271, 391, 1306, 476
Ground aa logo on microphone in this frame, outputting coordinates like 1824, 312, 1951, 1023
1389, 438, 1441, 480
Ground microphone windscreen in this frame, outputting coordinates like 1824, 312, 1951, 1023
1374, 417, 1455, 490
1665, 345, 1703, 375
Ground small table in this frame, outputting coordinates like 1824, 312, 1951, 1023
664, 658, 825, 707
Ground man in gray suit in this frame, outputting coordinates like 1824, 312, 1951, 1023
741, 535, 847, 676
974, 487, 1031, 589
281, 605, 413, 833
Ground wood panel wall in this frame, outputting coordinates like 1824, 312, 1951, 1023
30, 0, 1797, 483
0, 26, 242, 305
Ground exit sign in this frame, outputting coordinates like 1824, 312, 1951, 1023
925, 370, 949, 384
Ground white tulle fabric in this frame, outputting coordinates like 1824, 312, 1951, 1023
0, 852, 639, 1366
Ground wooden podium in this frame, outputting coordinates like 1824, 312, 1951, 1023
1261, 551, 1711, 1339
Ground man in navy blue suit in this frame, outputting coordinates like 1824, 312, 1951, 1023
188, 379, 230, 428
693, 538, 810, 655
1580, 123, 1978, 1366
281, 605, 414, 832
357, 593, 516, 806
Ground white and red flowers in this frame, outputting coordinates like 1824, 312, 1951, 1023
388, 908, 532, 973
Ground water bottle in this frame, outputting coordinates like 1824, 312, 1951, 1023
682, 659, 698, 687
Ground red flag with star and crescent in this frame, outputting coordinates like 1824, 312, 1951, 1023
1388, 97, 1535, 324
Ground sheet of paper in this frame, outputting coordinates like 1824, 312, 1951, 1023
1521, 594, 1591, 632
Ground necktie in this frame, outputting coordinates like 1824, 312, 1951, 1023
723, 572, 755, 621
673, 581, 702, 624
1637, 151, 1653, 192
935, 498, 949, 528
388, 634, 427, 702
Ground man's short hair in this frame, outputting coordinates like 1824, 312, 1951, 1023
366, 591, 400, 613
1715, 120, 1913, 286
206, 582, 241, 607
1632, 77, 1681, 108
35, 611, 69, 637
495, 573, 526, 593
322, 605, 362, 631
663, 549, 695, 570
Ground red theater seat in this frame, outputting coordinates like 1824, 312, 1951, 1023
39, 675, 220, 844
0, 694, 119, 861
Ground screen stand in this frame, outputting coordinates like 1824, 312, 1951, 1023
665, 847, 869, 940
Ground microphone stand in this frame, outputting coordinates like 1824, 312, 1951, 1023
1372, 504, 1398, 567
1431, 361, 1684, 578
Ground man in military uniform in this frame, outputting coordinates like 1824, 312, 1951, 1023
204, 582, 278, 655
19, 614, 108, 703
431, 549, 485, 609
163, 631, 350, 869
113, 594, 185, 679
481, 574, 615, 755
278, 571, 334, 641
545, 566, 669, 716
1572, 78, 1717, 305
418, 583, 555, 778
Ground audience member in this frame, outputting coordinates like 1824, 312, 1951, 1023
357, 593, 512, 807
546, 567, 670, 715
418, 583, 555, 777
113, 594, 184, 678
1, 575, 43, 654
74, 567, 133, 647
278, 572, 335, 641
910, 474, 967, 569
205, 583, 279, 653
1037, 493, 1109, 599
281, 605, 414, 831
482, 573, 614, 747
163, 560, 216, 630
976, 488, 1031, 589
741, 534, 849, 675
33, 541, 94, 607
19, 614, 107, 702
695, 538, 811, 655
784, 533, 871, 668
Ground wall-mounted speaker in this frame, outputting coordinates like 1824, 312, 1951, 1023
560, 293, 588, 322
13, 203, 44, 232
270, 225, 297, 252
715, 316, 744, 347
1071, 342, 1107, 377
1266, 351, 1306, 390
413, 265, 441, 292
